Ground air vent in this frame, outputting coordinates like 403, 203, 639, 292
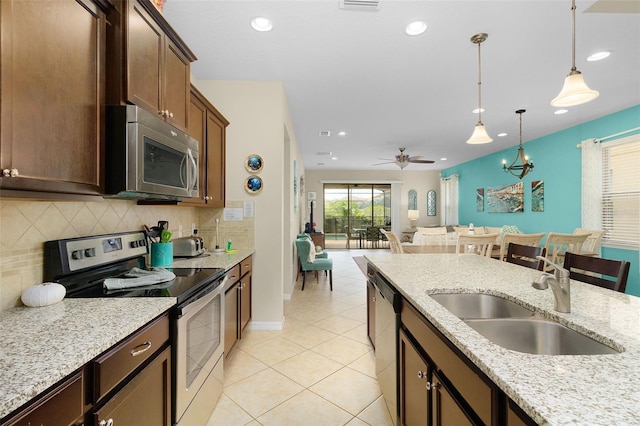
316, 151, 332, 156
340, 0, 381, 11
318, 131, 331, 137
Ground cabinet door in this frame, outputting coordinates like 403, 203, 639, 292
240, 273, 252, 334
204, 109, 227, 207
432, 373, 475, 426
0, 0, 105, 196
224, 281, 239, 357
93, 346, 171, 426
185, 91, 207, 205
126, 0, 163, 118
163, 38, 190, 132
399, 330, 429, 426
367, 280, 376, 347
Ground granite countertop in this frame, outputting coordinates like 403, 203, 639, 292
0, 298, 176, 419
170, 248, 254, 270
365, 253, 640, 425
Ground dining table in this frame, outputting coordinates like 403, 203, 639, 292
402, 244, 457, 254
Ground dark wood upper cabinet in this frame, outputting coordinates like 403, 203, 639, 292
183, 85, 228, 207
0, 0, 108, 198
106, 0, 196, 133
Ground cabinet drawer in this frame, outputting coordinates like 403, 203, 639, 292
91, 314, 169, 403
4, 370, 84, 426
240, 255, 252, 277
401, 301, 493, 425
225, 264, 241, 289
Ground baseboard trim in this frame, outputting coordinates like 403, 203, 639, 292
248, 320, 284, 331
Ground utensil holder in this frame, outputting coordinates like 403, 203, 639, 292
150, 242, 173, 267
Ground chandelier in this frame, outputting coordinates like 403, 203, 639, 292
502, 109, 534, 179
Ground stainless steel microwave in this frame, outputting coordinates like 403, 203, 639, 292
105, 105, 199, 200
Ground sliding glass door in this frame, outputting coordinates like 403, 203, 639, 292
324, 184, 391, 248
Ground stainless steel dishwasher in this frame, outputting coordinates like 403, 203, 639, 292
373, 270, 401, 425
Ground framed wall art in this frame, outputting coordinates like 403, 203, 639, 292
245, 175, 263, 194
487, 182, 524, 213
476, 188, 484, 212
532, 180, 544, 212
245, 154, 264, 173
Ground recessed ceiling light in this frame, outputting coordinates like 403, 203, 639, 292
440, 157, 447, 161
472, 108, 485, 114
497, 132, 508, 137
251, 17, 273, 32
331, 157, 338, 160
405, 20, 427, 36
554, 109, 569, 115
337, 131, 347, 136
587, 50, 611, 61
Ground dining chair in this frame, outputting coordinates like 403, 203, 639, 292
456, 233, 499, 257
380, 229, 404, 253
573, 228, 605, 256
505, 243, 547, 271
498, 232, 546, 262
563, 252, 630, 293
366, 226, 381, 248
295, 238, 333, 291
543, 232, 590, 270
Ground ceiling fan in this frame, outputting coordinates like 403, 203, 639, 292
373, 147, 435, 169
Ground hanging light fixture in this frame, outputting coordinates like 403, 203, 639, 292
502, 109, 534, 179
550, 0, 599, 107
467, 33, 493, 144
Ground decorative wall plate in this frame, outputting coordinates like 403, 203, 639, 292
245, 175, 263, 194
245, 154, 264, 173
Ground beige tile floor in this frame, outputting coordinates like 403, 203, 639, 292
206, 249, 394, 426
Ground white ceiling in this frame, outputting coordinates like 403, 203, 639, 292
163, 0, 640, 171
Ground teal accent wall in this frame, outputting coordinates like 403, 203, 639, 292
442, 105, 640, 295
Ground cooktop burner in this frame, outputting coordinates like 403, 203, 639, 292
44, 231, 224, 304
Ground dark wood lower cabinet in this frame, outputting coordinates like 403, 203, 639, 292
224, 280, 240, 356
93, 346, 171, 426
399, 330, 428, 426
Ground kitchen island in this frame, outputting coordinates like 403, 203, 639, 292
365, 252, 640, 425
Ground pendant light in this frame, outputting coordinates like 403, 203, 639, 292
467, 33, 492, 144
502, 109, 534, 179
550, 0, 599, 107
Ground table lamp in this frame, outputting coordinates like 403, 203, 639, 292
408, 210, 419, 229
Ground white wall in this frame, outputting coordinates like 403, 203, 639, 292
305, 170, 442, 233
194, 80, 290, 329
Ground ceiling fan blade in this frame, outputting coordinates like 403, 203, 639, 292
372, 161, 398, 166
407, 155, 424, 161
409, 159, 435, 164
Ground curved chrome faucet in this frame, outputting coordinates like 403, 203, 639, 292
532, 256, 571, 313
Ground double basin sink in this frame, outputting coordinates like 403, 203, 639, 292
430, 293, 620, 355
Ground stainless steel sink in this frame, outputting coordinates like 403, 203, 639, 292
430, 293, 534, 319
464, 318, 621, 355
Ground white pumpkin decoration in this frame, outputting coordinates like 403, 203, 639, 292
21, 282, 66, 307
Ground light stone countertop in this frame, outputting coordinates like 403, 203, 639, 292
365, 253, 640, 426
169, 248, 254, 270
0, 298, 176, 419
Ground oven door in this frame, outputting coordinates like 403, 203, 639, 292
175, 279, 225, 424
129, 122, 198, 198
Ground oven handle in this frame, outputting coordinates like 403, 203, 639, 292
176, 273, 230, 319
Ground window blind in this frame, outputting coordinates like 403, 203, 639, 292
601, 136, 640, 249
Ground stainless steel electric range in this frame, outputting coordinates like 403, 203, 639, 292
44, 230, 228, 425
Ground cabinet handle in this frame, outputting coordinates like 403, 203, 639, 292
2, 168, 19, 177
130, 341, 152, 357
203, 195, 212, 201
98, 419, 114, 426
417, 370, 427, 379
168, 111, 174, 118
372, 296, 376, 302
425, 381, 440, 391
240, 283, 246, 290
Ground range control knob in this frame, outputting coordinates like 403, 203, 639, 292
71, 250, 84, 260
84, 248, 96, 257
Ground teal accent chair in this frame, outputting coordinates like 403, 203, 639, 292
295, 238, 333, 291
